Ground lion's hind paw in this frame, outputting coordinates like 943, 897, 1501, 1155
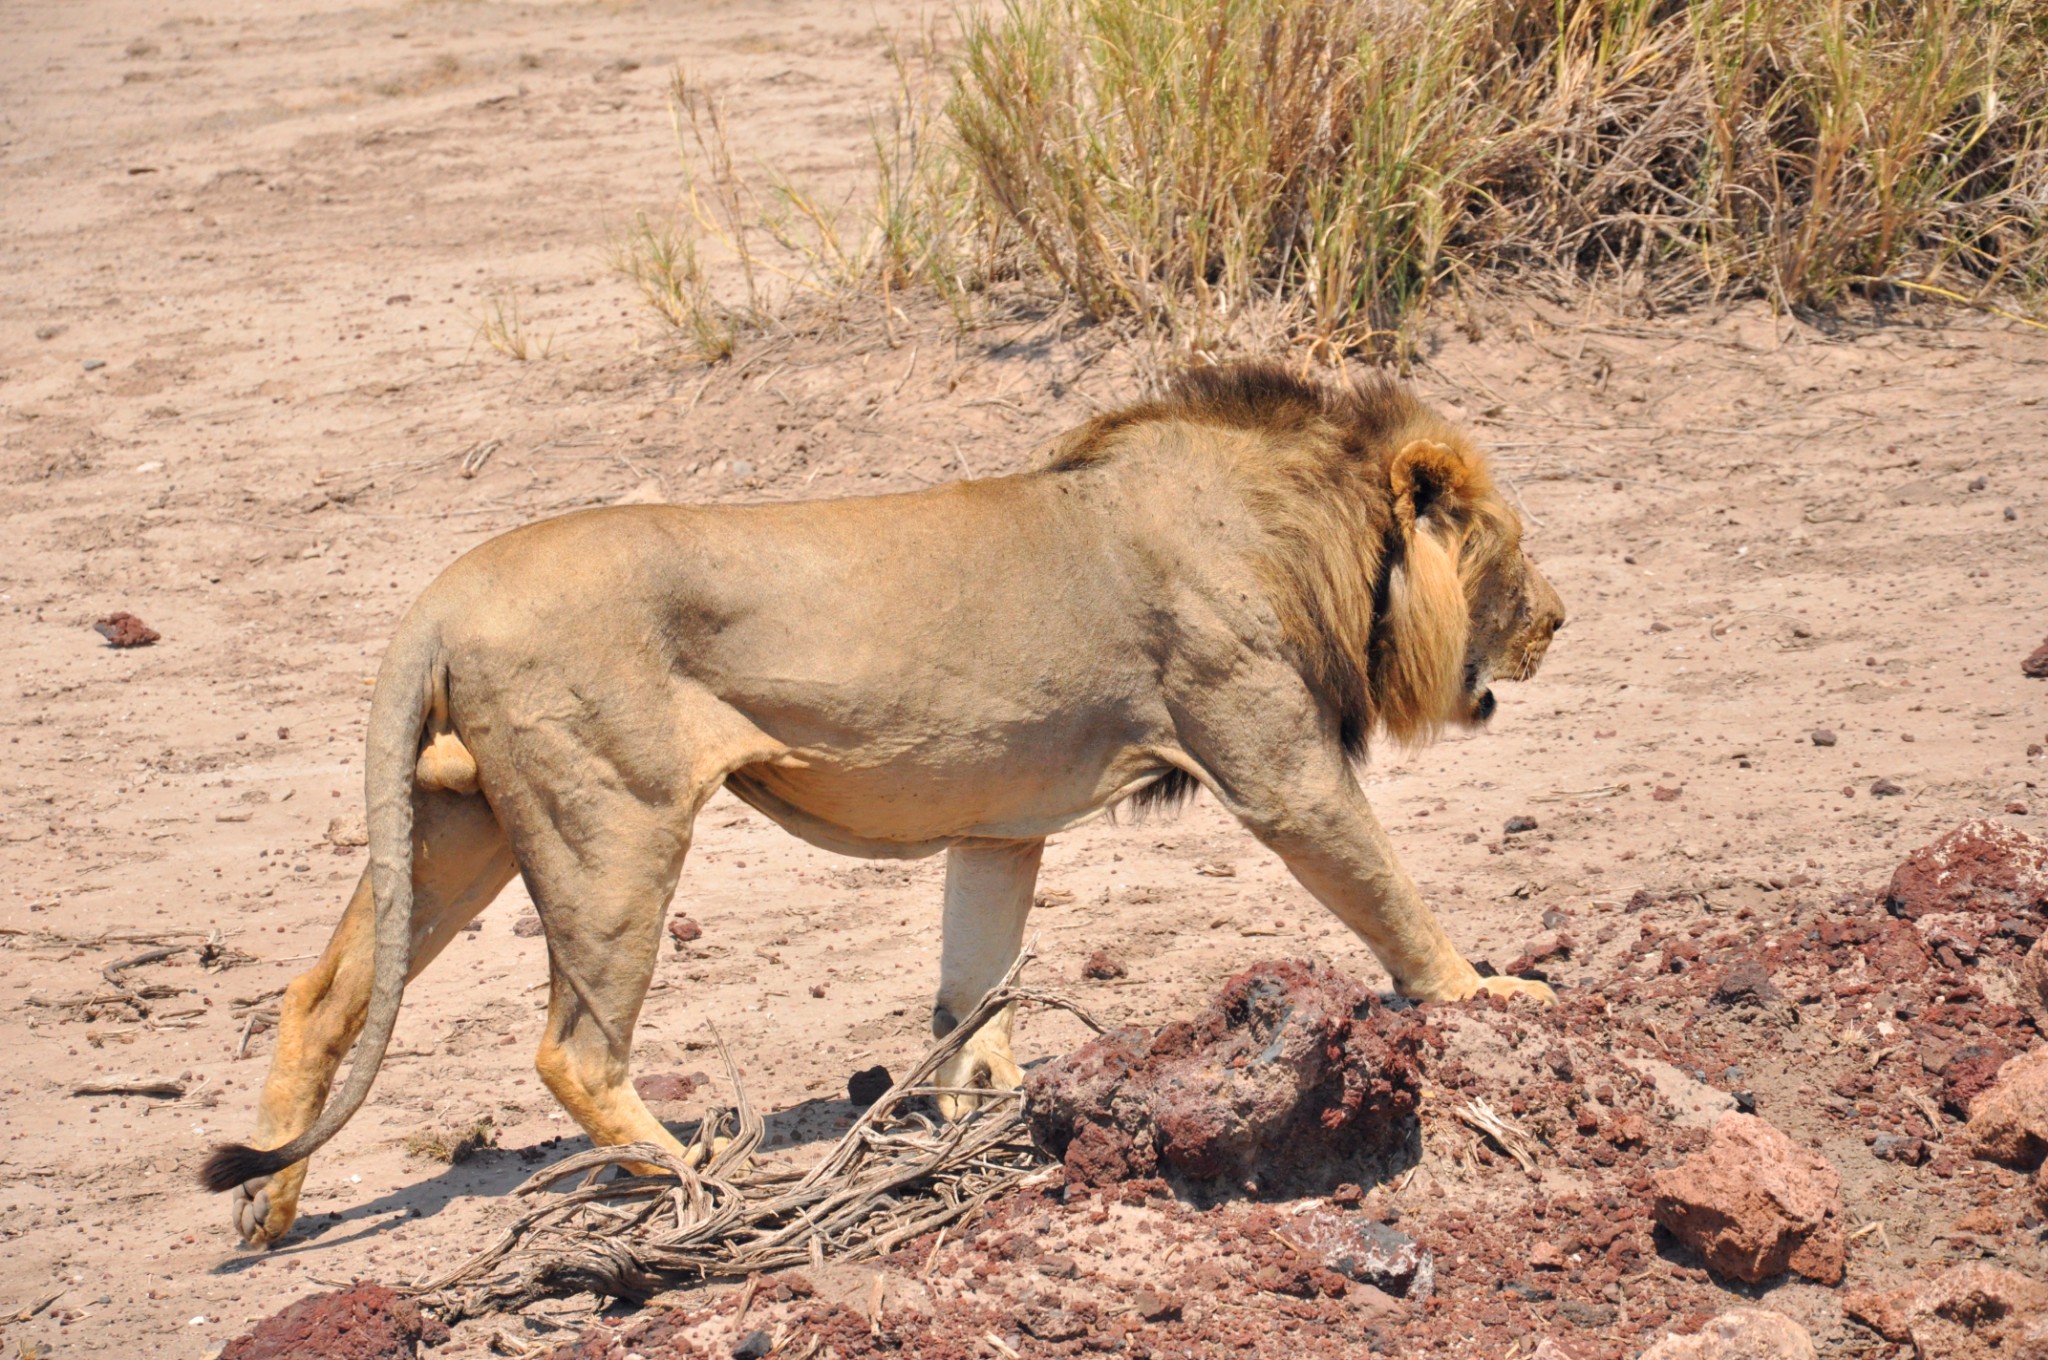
230, 1176, 290, 1248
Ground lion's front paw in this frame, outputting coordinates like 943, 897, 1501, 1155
230, 1173, 298, 1248
1473, 973, 1558, 1006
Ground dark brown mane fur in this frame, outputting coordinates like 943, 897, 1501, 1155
1045, 363, 1510, 766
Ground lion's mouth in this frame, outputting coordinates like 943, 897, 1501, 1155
1462, 664, 1497, 724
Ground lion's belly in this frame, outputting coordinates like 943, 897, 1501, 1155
722, 740, 1164, 857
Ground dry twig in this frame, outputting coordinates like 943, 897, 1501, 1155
421, 946, 1094, 1321
1453, 1098, 1544, 1175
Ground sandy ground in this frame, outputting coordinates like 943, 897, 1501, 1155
3, 0, 2046, 1355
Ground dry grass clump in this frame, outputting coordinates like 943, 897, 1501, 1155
936, 0, 2048, 354
632, 0, 2048, 360
473, 290, 554, 362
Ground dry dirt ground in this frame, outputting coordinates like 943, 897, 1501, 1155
3, 1, 2047, 1357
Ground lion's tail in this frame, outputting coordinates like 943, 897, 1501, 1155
198, 605, 443, 1194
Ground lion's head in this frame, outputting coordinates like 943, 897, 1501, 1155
1049, 364, 1565, 753
1381, 426, 1566, 739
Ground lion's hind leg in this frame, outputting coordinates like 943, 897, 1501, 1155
501, 793, 700, 1173
233, 790, 515, 1246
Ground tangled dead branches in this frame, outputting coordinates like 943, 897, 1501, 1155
421, 947, 1096, 1321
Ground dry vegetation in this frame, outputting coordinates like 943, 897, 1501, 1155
634, 0, 2048, 361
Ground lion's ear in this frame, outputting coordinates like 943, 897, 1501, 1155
1389, 438, 1467, 533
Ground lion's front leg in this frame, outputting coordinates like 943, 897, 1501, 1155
930, 838, 1044, 1120
1254, 791, 1555, 1006
1170, 661, 1553, 1007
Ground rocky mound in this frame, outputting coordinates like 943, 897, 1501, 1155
221, 1283, 447, 1360
1024, 958, 1428, 1192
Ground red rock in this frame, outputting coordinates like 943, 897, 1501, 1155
1636, 1308, 1816, 1359
1886, 820, 2048, 922
667, 915, 703, 946
1903, 1263, 2048, 1359
1649, 1112, 1847, 1284
1132, 1287, 1180, 1321
1712, 957, 1780, 1005
512, 910, 544, 938
1025, 959, 1425, 1191
2025, 636, 2048, 678
1608, 1112, 1648, 1147
1081, 950, 1127, 980
221, 1283, 446, 1360
1507, 931, 1573, 976
1951, 1206, 2007, 1235
1943, 1042, 2014, 1117
2020, 938, 2048, 1030
633, 1072, 697, 1103
1844, 1286, 1915, 1343
1652, 785, 1682, 802
92, 611, 159, 648
1964, 1048, 2048, 1170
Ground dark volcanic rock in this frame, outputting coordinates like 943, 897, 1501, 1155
846, 1065, 893, 1107
1886, 820, 2048, 923
1289, 1210, 1435, 1298
1024, 959, 1425, 1191
221, 1283, 446, 1360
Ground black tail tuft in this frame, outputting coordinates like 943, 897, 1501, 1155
199, 1142, 290, 1194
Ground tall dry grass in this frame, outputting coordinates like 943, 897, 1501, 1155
633, 0, 2048, 359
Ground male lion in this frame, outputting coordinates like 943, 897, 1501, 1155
203, 364, 1564, 1246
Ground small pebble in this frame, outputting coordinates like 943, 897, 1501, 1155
83, 358, 106, 371
35, 323, 63, 341
1870, 777, 1905, 797
1504, 814, 1538, 834
2008, 802, 2029, 815
1810, 729, 1837, 747
2005, 507, 2018, 521
1082, 950, 1127, 981
729, 459, 754, 478
1968, 475, 1988, 491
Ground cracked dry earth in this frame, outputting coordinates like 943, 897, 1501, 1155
4, 0, 2048, 1356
